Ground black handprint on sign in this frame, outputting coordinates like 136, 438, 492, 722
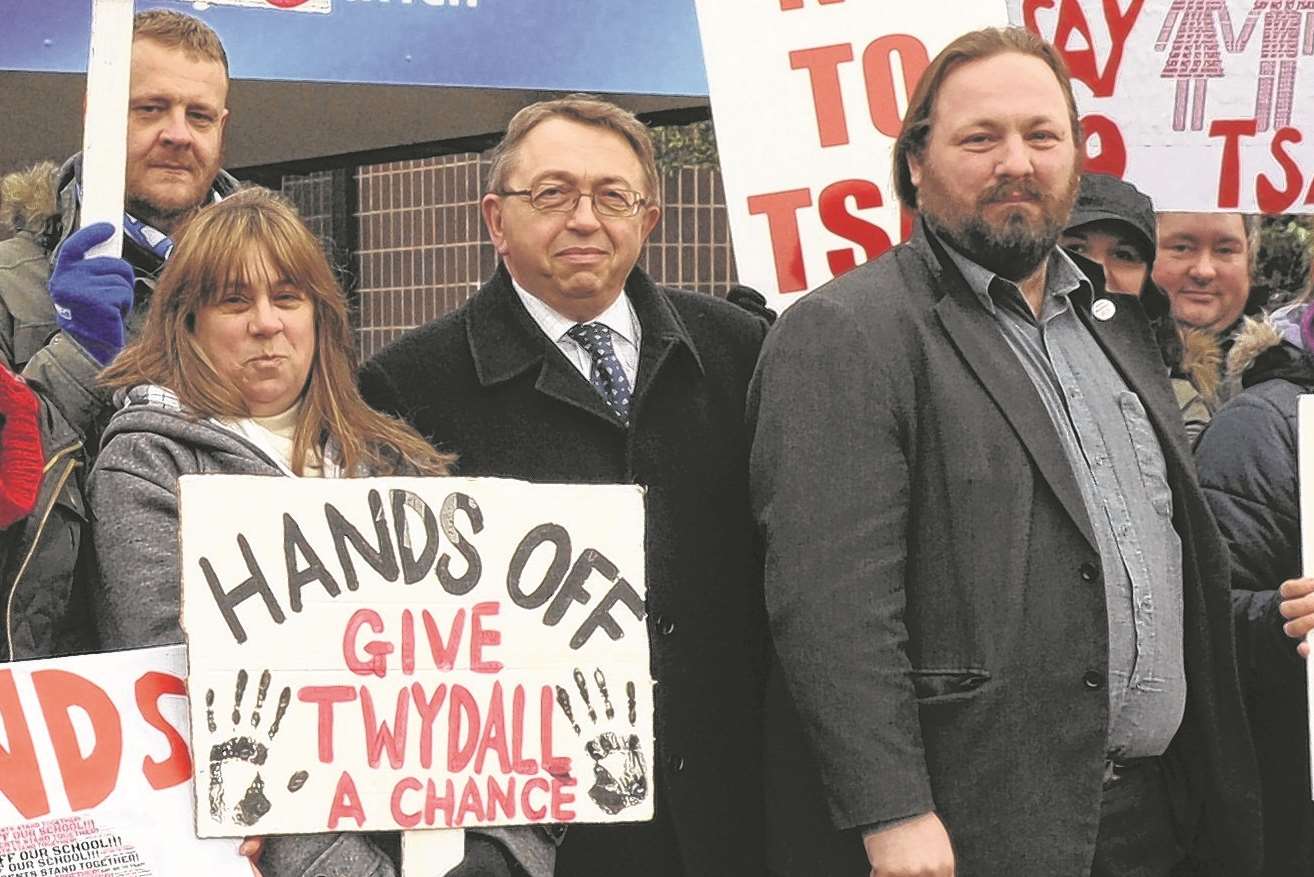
205, 669, 308, 826
555, 668, 647, 815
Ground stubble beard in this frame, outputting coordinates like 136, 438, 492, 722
918, 161, 1080, 283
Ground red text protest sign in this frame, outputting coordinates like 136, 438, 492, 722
1013, 0, 1314, 212
179, 476, 652, 837
0, 645, 251, 876
693, 0, 1008, 311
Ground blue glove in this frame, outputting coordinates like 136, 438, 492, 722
49, 222, 135, 366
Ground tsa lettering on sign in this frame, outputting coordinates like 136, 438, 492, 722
1011, 0, 1314, 212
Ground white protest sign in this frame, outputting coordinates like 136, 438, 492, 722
179, 475, 653, 839
693, 0, 1009, 312
80, 0, 134, 259
0, 645, 251, 877
1299, 395, 1314, 797
1011, 0, 1314, 213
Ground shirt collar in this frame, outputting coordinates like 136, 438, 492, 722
511, 277, 639, 346
934, 230, 1089, 318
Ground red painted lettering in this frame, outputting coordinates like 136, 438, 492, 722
818, 179, 892, 276
521, 777, 550, 821
862, 35, 928, 137
447, 685, 480, 772
0, 669, 48, 819
360, 686, 409, 770
134, 672, 190, 790
1258, 127, 1304, 213
1081, 114, 1127, 177
469, 602, 503, 673
1025, 0, 1145, 97
401, 609, 415, 674
32, 670, 121, 811
541, 685, 571, 777
327, 771, 366, 829
510, 685, 537, 774
748, 188, 813, 293
550, 774, 578, 822
391, 777, 422, 829
423, 777, 456, 827
423, 608, 465, 671
343, 608, 390, 677
456, 777, 486, 826
411, 682, 448, 770
486, 775, 516, 820
474, 682, 511, 774
789, 44, 855, 147
298, 685, 357, 762
1209, 118, 1259, 209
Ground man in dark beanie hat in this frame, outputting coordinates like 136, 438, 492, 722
1061, 173, 1218, 444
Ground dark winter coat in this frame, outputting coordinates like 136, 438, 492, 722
359, 264, 770, 877
748, 220, 1261, 876
0, 157, 239, 659
1196, 312, 1314, 875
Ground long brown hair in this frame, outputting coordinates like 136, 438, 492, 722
102, 187, 453, 477
893, 27, 1082, 209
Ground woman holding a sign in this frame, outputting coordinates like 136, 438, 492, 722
87, 188, 549, 877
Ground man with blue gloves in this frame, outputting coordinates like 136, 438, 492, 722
0, 9, 237, 660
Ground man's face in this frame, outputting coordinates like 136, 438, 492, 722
1153, 213, 1251, 333
1060, 220, 1150, 294
908, 52, 1080, 282
124, 38, 229, 233
481, 117, 660, 321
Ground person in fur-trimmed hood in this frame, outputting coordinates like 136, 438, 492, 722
0, 9, 239, 660
1195, 294, 1314, 875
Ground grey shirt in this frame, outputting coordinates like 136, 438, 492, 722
942, 241, 1186, 759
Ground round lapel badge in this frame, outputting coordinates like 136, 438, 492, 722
1092, 298, 1116, 322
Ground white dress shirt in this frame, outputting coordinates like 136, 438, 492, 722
512, 279, 642, 386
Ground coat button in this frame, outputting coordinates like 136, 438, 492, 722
660, 617, 677, 636
1083, 670, 1104, 690
1079, 562, 1100, 583
665, 753, 685, 773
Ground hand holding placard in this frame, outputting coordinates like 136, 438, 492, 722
49, 223, 134, 366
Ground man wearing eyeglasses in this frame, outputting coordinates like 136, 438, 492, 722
360, 95, 769, 877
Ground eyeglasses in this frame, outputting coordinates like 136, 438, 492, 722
499, 183, 649, 218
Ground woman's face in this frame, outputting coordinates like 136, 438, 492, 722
193, 247, 316, 417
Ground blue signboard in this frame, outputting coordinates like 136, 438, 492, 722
0, 0, 711, 96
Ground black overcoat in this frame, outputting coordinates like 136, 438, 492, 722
360, 264, 769, 877
747, 222, 1262, 876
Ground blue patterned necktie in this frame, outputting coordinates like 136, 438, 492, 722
567, 322, 633, 422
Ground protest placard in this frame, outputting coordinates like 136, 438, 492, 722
1012, 0, 1314, 213
0, 645, 251, 877
1299, 395, 1314, 796
693, 0, 1009, 312
179, 475, 653, 838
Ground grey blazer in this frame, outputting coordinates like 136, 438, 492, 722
748, 220, 1261, 876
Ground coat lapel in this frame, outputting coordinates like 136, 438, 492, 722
1071, 278, 1195, 482
918, 228, 1097, 550
464, 265, 623, 428
627, 268, 705, 419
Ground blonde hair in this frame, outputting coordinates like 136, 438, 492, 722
133, 9, 229, 76
487, 94, 661, 208
102, 187, 452, 477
